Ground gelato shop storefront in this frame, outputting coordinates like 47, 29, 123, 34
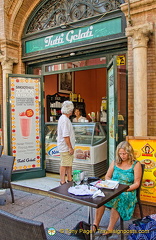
7, 0, 128, 180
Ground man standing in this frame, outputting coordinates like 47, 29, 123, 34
57, 101, 75, 185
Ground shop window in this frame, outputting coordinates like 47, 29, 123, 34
44, 57, 106, 73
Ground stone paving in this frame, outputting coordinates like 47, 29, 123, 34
0, 188, 134, 239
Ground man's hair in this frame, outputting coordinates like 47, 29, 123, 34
61, 101, 74, 114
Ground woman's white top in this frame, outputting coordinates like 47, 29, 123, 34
73, 116, 86, 122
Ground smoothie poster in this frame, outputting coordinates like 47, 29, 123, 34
9, 76, 42, 171
127, 136, 156, 204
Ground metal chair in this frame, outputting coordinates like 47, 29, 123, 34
120, 163, 145, 240
0, 155, 15, 203
0, 209, 80, 240
0, 145, 3, 156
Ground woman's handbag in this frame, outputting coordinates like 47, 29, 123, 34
127, 216, 156, 240
70, 221, 91, 240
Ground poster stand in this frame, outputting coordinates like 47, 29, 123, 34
8, 74, 45, 181
126, 136, 156, 206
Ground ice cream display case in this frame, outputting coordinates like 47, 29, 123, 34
45, 122, 107, 177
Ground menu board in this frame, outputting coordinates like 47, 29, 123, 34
9, 76, 42, 171
127, 136, 156, 204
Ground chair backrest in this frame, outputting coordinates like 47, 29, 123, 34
0, 145, 3, 156
0, 209, 47, 240
136, 163, 145, 200
0, 155, 15, 182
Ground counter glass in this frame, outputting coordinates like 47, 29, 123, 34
45, 122, 106, 146
45, 122, 107, 177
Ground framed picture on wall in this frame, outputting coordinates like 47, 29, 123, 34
58, 72, 74, 94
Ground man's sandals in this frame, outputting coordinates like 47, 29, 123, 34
92, 224, 98, 233
60, 180, 73, 185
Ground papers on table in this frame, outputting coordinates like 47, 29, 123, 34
92, 189, 105, 198
68, 185, 97, 196
90, 180, 119, 189
68, 185, 105, 198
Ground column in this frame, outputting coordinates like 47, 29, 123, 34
1, 58, 14, 154
126, 23, 153, 136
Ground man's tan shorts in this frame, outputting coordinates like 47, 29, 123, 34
60, 152, 74, 166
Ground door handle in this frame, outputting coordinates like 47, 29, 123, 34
116, 133, 118, 142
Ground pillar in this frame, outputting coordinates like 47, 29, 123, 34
1, 58, 14, 154
126, 23, 153, 136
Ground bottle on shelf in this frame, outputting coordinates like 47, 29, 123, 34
100, 106, 107, 122
69, 92, 72, 101
72, 93, 77, 102
101, 97, 107, 111
78, 93, 81, 102
97, 111, 100, 122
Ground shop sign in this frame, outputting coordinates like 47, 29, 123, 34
127, 136, 156, 204
46, 144, 90, 162
25, 17, 122, 54
9, 76, 42, 171
46, 143, 60, 159
117, 55, 125, 66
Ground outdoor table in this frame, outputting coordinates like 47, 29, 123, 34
49, 182, 129, 240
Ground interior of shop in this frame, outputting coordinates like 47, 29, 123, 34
32, 55, 127, 177
44, 67, 126, 124
44, 67, 107, 123
44, 65, 109, 176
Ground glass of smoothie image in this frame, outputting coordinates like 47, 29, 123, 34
19, 111, 32, 139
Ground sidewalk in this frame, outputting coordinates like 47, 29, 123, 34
0, 174, 135, 240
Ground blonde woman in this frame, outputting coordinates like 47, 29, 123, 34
93, 141, 142, 237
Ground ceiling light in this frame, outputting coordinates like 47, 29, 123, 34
70, 53, 75, 56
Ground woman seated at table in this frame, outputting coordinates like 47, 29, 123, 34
93, 141, 142, 237
72, 107, 86, 122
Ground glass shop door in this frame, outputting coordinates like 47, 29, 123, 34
107, 54, 127, 166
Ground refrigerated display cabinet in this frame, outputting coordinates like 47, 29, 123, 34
45, 122, 107, 177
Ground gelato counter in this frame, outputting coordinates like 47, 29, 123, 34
45, 122, 107, 177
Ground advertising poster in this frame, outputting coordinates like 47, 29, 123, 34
46, 143, 60, 159
127, 136, 156, 204
108, 64, 116, 165
74, 146, 90, 161
46, 144, 90, 162
9, 76, 42, 171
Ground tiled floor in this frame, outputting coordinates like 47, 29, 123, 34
12, 176, 60, 191
10, 172, 135, 239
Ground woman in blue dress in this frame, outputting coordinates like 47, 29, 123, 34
93, 141, 142, 237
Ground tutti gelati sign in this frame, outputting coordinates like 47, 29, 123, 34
25, 17, 122, 54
